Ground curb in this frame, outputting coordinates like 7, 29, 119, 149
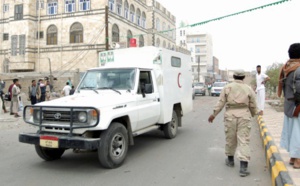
257, 115, 293, 186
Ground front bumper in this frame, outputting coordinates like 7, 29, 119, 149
19, 133, 100, 150
195, 89, 205, 94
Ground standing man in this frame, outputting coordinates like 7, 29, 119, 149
11, 79, 21, 117
207, 83, 212, 96
62, 82, 72, 96
278, 43, 300, 168
28, 80, 39, 105
208, 70, 257, 177
8, 80, 15, 115
37, 79, 46, 102
0, 78, 8, 113
256, 65, 270, 115
69, 85, 75, 95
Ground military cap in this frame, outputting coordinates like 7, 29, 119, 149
233, 70, 245, 77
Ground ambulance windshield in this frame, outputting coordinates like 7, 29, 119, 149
78, 68, 136, 91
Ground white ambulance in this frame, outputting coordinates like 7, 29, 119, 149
19, 46, 193, 168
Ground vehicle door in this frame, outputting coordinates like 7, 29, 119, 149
136, 70, 160, 130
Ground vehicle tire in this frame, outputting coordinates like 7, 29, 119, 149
98, 122, 128, 169
163, 110, 179, 139
35, 145, 65, 161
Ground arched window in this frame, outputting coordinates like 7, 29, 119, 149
156, 18, 160, 31
141, 12, 146, 28
168, 43, 171, 49
112, 24, 119, 42
162, 22, 166, 34
70, 22, 83, 43
124, 0, 129, 19
168, 25, 170, 37
129, 5, 135, 22
163, 40, 166, 48
116, 0, 122, 15
109, 0, 115, 12
136, 8, 141, 26
139, 35, 144, 47
156, 38, 160, 47
127, 30, 132, 47
47, 24, 57, 45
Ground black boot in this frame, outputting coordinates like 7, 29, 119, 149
240, 161, 250, 177
225, 156, 234, 167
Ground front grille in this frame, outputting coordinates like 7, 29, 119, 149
42, 110, 79, 122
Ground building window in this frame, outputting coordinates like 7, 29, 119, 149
14, 4, 23, 20
116, 0, 122, 15
48, 2, 58, 15
3, 33, 9, 41
36, 0, 45, 10
79, 0, 90, 11
168, 43, 171, 49
141, 12, 146, 28
11, 35, 18, 56
47, 25, 57, 45
129, 5, 135, 22
162, 22, 166, 34
127, 30, 132, 48
70, 22, 83, 43
136, 8, 141, 26
36, 31, 44, 39
109, 0, 114, 12
65, 0, 75, 13
183, 30, 185, 36
139, 35, 144, 47
197, 37, 200, 42
156, 38, 160, 47
190, 47, 193, 52
124, 1, 129, 19
167, 25, 170, 37
180, 30, 182, 36
112, 24, 119, 42
19, 35, 26, 55
156, 18, 160, 31
3, 4, 9, 13
163, 40, 166, 48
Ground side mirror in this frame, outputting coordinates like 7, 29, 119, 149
144, 84, 153, 94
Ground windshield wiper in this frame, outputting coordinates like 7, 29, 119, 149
97, 87, 121, 95
80, 87, 98, 94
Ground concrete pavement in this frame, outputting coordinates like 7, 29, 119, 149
257, 102, 300, 186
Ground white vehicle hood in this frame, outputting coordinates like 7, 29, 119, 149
35, 91, 135, 108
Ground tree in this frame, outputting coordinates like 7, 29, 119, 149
265, 62, 283, 95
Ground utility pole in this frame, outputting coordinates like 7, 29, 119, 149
105, 6, 109, 51
197, 56, 200, 82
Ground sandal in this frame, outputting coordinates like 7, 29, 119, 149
293, 158, 300, 169
290, 158, 295, 165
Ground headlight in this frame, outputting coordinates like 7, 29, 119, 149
36, 110, 43, 120
78, 112, 87, 123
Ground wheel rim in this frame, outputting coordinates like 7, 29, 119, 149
170, 114, 178, 135
110, 133, 125, 159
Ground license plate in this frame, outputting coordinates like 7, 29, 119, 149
40, 136, 59, 148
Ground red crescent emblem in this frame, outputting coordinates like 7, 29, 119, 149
178, 73, 182, 88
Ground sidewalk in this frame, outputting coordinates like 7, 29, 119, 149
260, 103, 300, 186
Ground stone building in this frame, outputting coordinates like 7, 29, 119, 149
0, 0, 176, 75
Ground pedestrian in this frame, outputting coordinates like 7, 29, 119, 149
69, 86, 75, 95
255, 65, 270, 115
0, 78, 8, 113
208, 70, 257, 177
37, 79, 46, 102
11, 79, 21, 117
207, 83, 212, 96
45, 80, 52, 101
278, 43, 300, 169
28, 80, 39, 105
61, 82, 72, 96
8, 80, 15, 115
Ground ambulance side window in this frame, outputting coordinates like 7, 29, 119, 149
138, 71, 153, 94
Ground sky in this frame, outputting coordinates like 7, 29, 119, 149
157, 0, 300, 72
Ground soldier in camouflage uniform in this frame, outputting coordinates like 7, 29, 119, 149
208, 70, 257, 177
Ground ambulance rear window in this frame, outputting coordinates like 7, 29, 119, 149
171, 57, 181, 68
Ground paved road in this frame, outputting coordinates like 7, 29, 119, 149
0, 96, 270, 186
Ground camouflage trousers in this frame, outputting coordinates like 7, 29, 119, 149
224, 117, 251, 162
